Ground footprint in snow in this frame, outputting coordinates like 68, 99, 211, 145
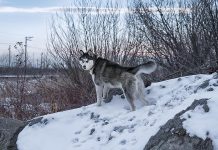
72, 138, 79, 143
128, 116, 136, 121
90, 128, 95, 135
128, 128, 135, 133
160, 85, 166, 88
123, 105, 131, 111
207, 87, 214, 91
146, 89, 151, 94
177, 78, 182, 81
148, 110, 154, 116
120, 139, 127, 145
90, 112, 100, 120
97, 137, 101, 141
74, 131, 81, 135
76, 111, 90, 117
150, 119, 156, 126
108, 135, 114, 141
130, 138, 137, 145
102, 120, 109, 126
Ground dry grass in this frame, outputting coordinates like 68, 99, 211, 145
0, 73, 96, 121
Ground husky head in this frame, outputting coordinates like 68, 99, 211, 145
79, 49, 97, 70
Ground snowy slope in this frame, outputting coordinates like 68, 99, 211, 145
17, 73, 218, 150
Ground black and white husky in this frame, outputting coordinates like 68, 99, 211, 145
79, 50, 157, 111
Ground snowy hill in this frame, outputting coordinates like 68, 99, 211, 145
16, 73, 218, 150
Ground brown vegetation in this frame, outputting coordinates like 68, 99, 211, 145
0, 0, 218, 120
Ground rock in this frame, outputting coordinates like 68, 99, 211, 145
27, 117, 44, 126
2, 116, 56, 150
144, 99, 213, 150
207, 87, 214, 92
177, 78, 182, 81
90, 128, 95, 135
213, 73, 218, 79
0, 117, 24, 150
104, 88, 123, 103
194, 80, 210, 93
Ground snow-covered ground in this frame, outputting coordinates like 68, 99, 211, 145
17, 73, 218, 150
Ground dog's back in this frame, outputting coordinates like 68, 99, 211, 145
92, 57, 156, 86
92, 58, 127, 86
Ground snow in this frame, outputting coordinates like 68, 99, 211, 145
17, 73, 218, 150
181, 75, 218, 149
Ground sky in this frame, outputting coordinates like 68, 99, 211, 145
0, 0, 70, 58
0, 0, 129, 59
0, 0, 189, 61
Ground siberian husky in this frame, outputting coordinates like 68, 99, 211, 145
79, 50, 157, 111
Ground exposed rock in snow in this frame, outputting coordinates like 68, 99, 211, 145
144, 98, 213, 150
0, 117, 24, 150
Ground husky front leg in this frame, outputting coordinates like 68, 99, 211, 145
102, 85, 109, 100
95, 85, 103, 106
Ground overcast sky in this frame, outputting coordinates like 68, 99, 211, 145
0, 0, 130, 59
0, 0, 73, 58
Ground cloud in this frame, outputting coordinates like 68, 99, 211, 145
0, 6, 130, 14
0, 6, 62, 13
0, 6, 190, 14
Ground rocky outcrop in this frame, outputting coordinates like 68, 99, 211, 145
2, 89, 215, 150
144, 99, 213, 150
0, 117, 24, 150
0, 116, 47, 150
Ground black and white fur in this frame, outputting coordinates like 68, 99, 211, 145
79, 50, 157, 111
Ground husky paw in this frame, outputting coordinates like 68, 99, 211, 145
96, 102, 102, 107
123, 106, 134, 112
147, 98, 156, 105
123, 105, 130, 110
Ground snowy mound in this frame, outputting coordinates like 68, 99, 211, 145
17, 73, 218, 150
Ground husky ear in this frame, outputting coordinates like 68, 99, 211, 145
79, 50, 84, 56
87, 49, 93, 56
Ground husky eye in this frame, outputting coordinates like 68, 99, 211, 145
86, 60, 88, 63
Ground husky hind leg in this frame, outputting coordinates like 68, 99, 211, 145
138, 90, 149, 106
121, 79, 137, 111
123, 89, 136, 111
136, 76, 149, 106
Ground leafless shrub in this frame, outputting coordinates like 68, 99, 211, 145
129, 0, 218, 79
47, 0, 150, 109
35, 74, 96, 112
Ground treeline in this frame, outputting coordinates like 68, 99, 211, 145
0, 67, 56, 76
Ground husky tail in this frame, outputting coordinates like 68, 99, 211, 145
129, 61, 157, 75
